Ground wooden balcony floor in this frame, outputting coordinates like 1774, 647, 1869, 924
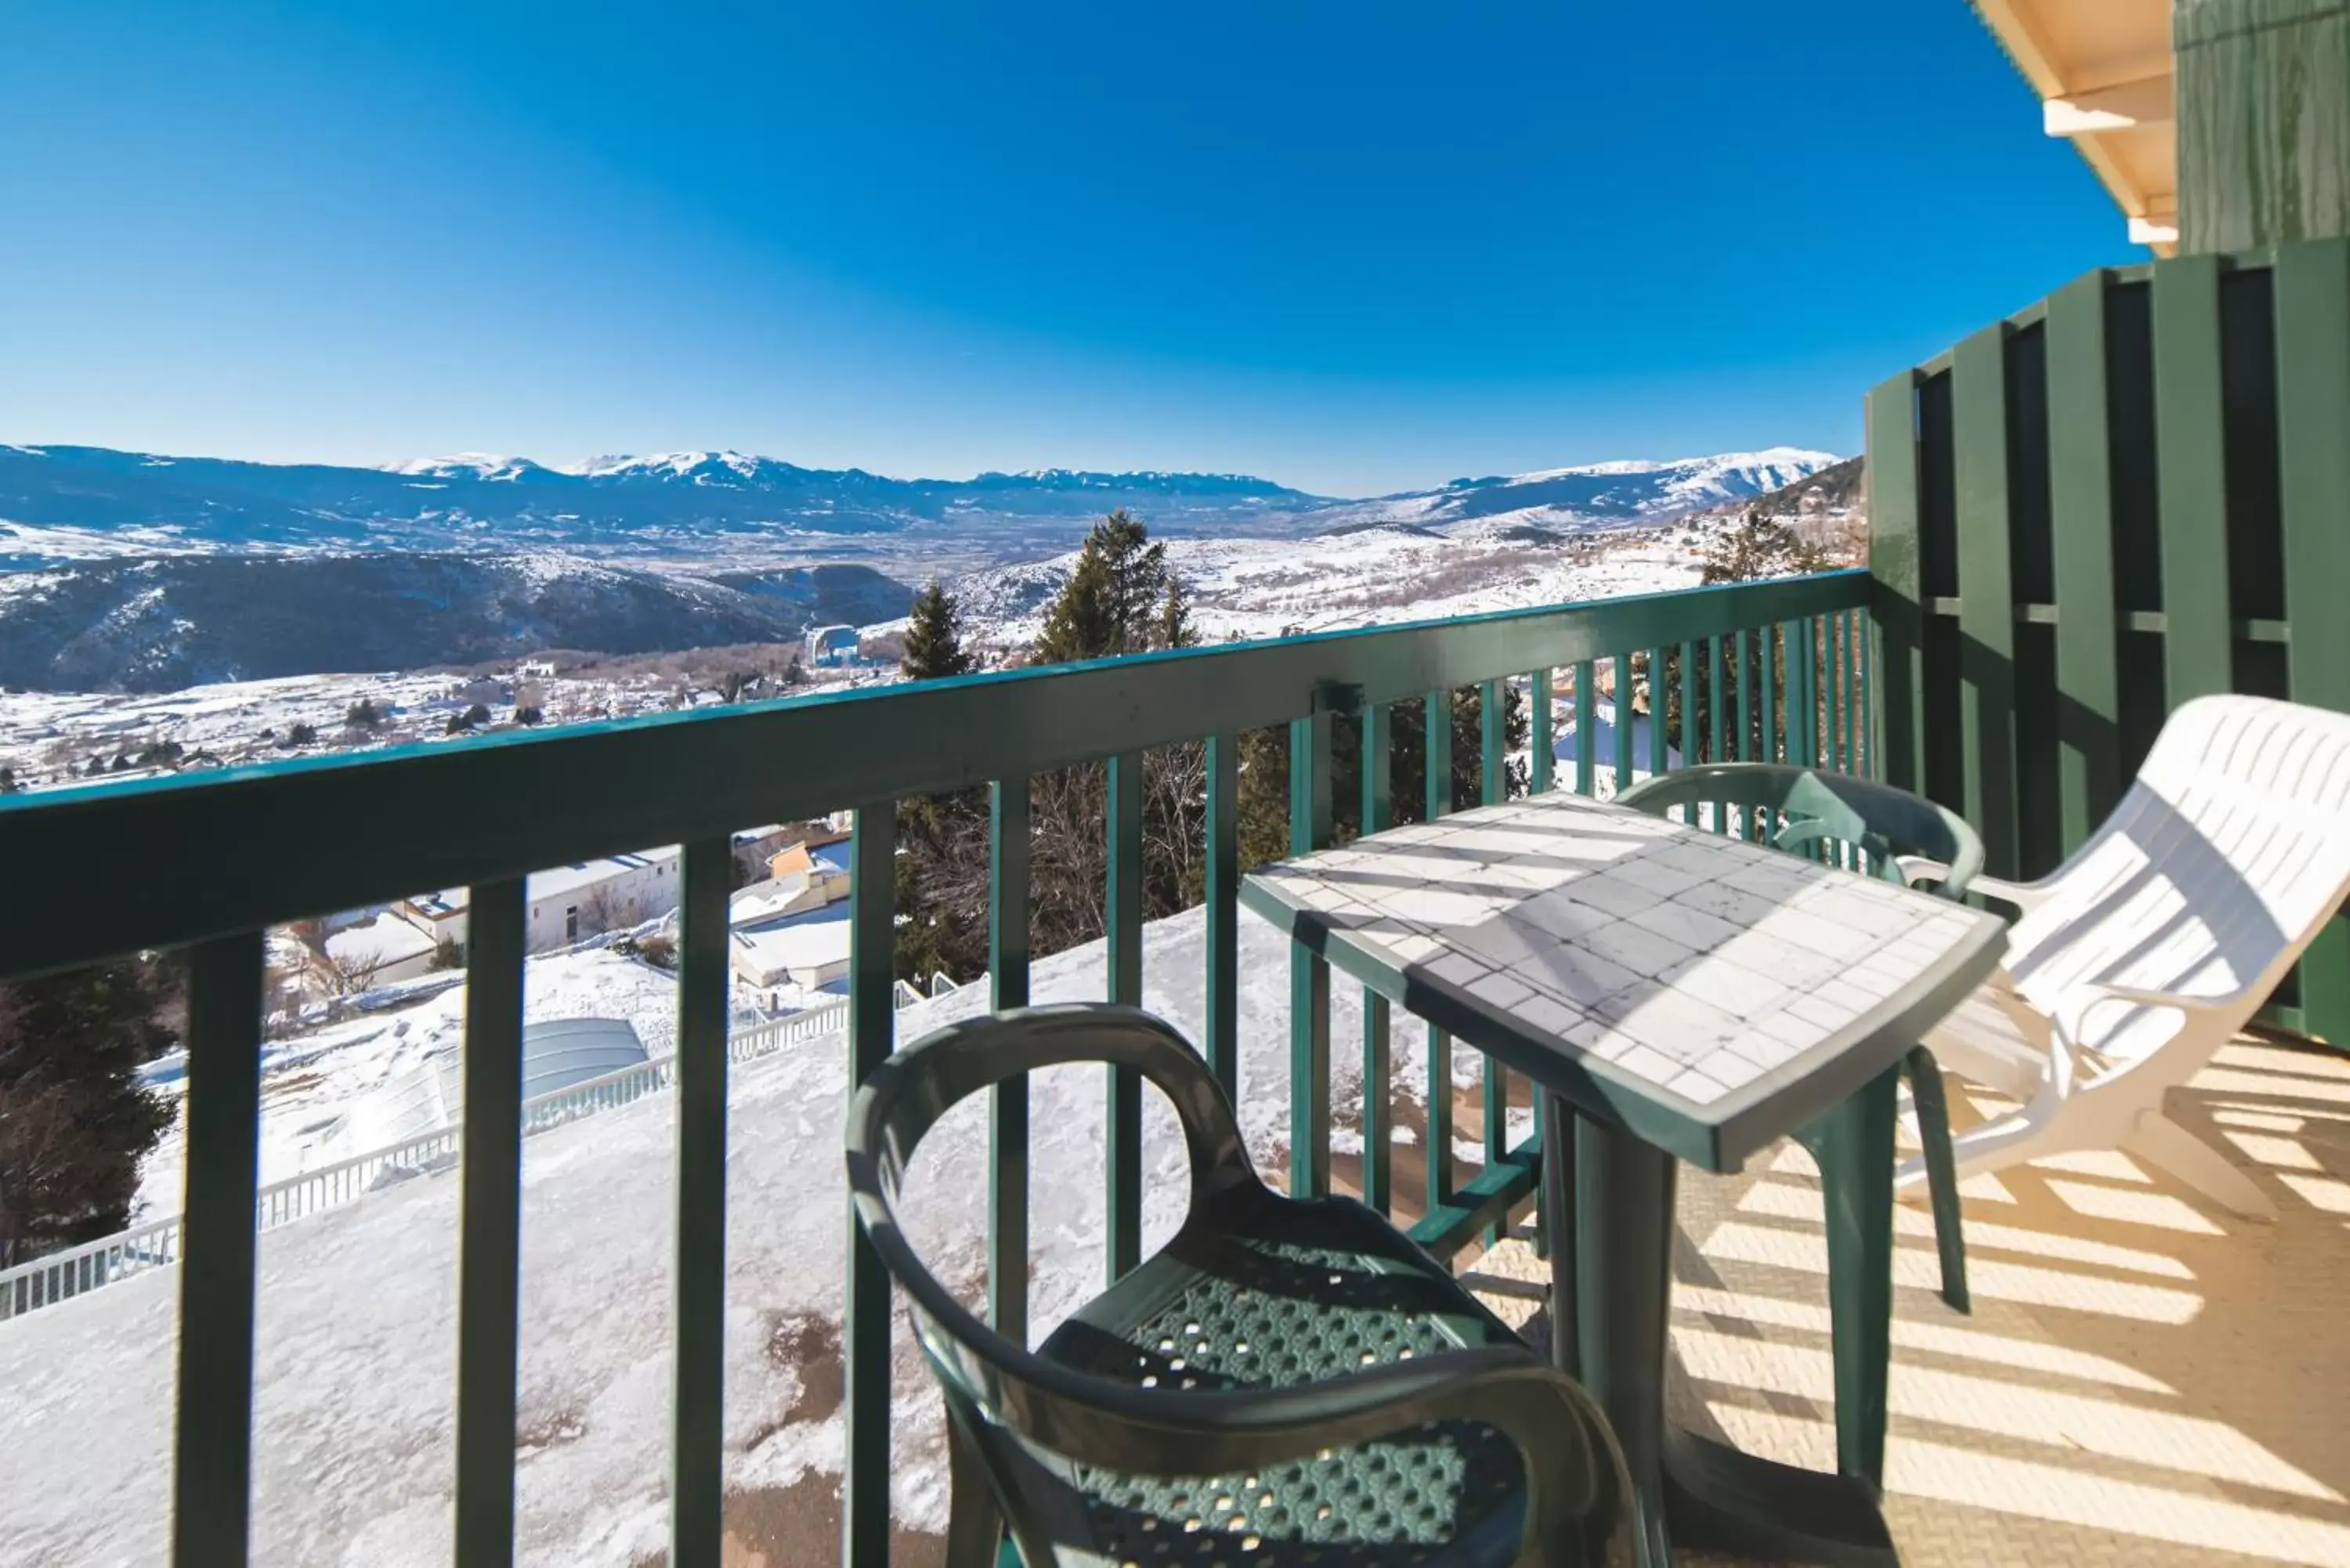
1464, 1036, 2350, 1566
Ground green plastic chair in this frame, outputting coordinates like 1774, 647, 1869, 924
847, 1003, 1636, 1567
1613, 762, 1980, 1316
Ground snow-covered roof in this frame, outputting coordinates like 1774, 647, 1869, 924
324, 915, 438, 972
729, 915, 852, 982
728, 869, 846, 927
410, 847, 683, 916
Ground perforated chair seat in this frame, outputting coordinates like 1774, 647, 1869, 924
1036, 1190, 1533, 1566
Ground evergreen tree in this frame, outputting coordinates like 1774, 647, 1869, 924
902, 580, 979, 681
1035, 509, 1167, 663
1157, 573, 1198, 651
0, 957, 176, 1264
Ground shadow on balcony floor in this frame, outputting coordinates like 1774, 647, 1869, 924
1461, 1035, 2350, 1566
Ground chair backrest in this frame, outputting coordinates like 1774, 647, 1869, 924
1615, 763, 1984, 895
2007, 695, 2350, 1062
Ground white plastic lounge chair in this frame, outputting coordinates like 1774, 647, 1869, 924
1895, 694, 2350, 1219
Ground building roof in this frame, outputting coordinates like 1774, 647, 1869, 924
409, 847, 682, 916
730, 916, 852, 983
324, 914, 439, 972
1971, 0, 2176, 252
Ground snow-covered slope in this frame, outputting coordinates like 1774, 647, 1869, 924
0, 906, 1507, 1567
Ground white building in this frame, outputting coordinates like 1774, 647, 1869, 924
396, 846, 684, 955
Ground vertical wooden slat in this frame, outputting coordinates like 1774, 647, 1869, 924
1106, 751, 1144, 1282
1707, 634, 1725, 772
172, 931, 266, 1568
1359, 704, 1393, 1216
842, 802, 897, 1568
1952, 323, 2022, 878
1868, 370, 1928, 793
672, 838, 732, 1568
2276, 238, 2350, 1045
1531, 669, 1555, 794
1204, 735, 1240, 1103
1573, 662, 1596, 797
1858, 613, 1875, 780
989, 776, 1032, 1344
454, 879, 525, 1568
1611, 652, 1634, 793
1289, 712, 1333, 1201
1424, 691, 1454, 1210
2046, 269, 2124, 858
2154, 252, 2236, 707
1760, 624, 1780, 841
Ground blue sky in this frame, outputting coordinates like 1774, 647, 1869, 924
2, 2, 2129, 497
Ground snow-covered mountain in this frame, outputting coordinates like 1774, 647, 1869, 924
1311, 447, 1842, 537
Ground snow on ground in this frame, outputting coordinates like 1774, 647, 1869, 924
132, 946, 702, 1220
943, 521, 1719, 649
0, 905, 1500, 1568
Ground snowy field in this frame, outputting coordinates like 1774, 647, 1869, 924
940, 519, 1719, 649
0, 905, 1520, 1567
129, 945, 720, 1221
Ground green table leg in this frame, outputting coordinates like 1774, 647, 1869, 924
1817, 1064, 1899, 1490
1662, 1066, 1900, 1566
1571, 1113, 1676, 1568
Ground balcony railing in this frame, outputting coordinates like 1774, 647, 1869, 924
0, 568, 1870, 1568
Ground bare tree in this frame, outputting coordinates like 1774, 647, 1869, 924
320, 946, 378, 998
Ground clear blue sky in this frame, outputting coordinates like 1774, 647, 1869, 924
2, 2, 2130, 497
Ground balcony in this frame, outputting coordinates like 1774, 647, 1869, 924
4, 458, 2348, 1568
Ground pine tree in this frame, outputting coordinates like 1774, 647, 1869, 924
0, 957, 176, 1263
1157, 573, 1198, 651
901, 580, 978, 681
1035, 509, 1167, 664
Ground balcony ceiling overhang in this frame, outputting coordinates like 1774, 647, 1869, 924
1972, 0, 2178, 255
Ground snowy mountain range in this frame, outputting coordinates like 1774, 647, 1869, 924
0, 442, 1838, 562
0, 442, 1839, 692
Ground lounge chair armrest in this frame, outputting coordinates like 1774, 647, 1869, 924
1900, 860, 2056, 912
2045, 981, 2248, 1095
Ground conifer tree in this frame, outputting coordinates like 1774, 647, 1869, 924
901, 580, 978, 681
0, 957, 176, 1263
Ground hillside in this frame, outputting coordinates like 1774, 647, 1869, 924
0, 554, 912, 692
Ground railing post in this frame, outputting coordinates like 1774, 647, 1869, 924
1289, 707, 1334, 1201
1479, 680, 1509, 1248
172, 931, 266, 1568
1531, 668, 1555, 795
672, 837, 732, 1568
454, 880, 525, 1568
1205, 736, 1241, 1105
1423, 691, 1454, 1212
1359, 703, 1393, 1218
1611, 652, 1635, 793
1106, 752, 1145, 1283
1571, 663, 1596, 797
989, 776, 1032, 1345
843, 801, 897, 1568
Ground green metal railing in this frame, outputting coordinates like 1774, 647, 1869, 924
0, 568, 1868, 1568
1869, 236, 2350, 1044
